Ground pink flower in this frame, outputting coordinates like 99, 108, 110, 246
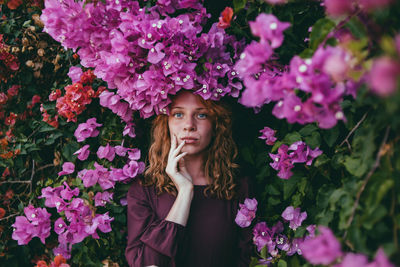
367, 248, 395, 267
334, 253, 369, 267
58, 162, 75, 176
269, 144, 294, 179
67, 66, 83, 83
12, 205, 51, 245
249, 13, 290, 48
74, 118, 102, 142
74, 145, 90, 161
324, 0, 354, 17
300, 226, 342, 265
265, 0, 287, 4
259, 126, 277, 145
369, 57, 400, 97
97, 143, 115, 162
359, 0, 393, 11
94, 191, 113, 207
7, 85, 20, 97
235, 198, 258, 228
281, 206, 307, 230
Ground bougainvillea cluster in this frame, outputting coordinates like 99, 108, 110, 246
259, 127, 322, 179
235, 13, 362, 129
0, 34, 19, 83
40, 0, 244, 123
236, 200, 316, 265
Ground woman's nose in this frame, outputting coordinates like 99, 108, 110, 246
183, 116, 196, 131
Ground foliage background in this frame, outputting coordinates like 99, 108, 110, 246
0, 0, 399, 266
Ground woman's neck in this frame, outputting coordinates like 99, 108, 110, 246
183, 153, 209, 185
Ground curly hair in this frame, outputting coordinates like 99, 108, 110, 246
143, 93, 239, 200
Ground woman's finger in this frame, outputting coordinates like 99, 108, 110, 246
171, 140, 185, 157
175, 151, 188, 162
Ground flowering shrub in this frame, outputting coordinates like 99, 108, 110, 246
1, 0, 400, 266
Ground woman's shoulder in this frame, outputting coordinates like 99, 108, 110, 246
235, 169, 254, 201
127, 175, 155, 199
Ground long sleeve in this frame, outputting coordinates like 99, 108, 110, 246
125, 179, 185, 267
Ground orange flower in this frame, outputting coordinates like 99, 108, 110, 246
5, 189, 14, 200
53, 255, 67, 266
7, 0, 23, 9
217, 7, 234, 29
0, 151, 13, 159
0, 208, 5, 219
0, 138, 8, 149
35, 260, 49, 267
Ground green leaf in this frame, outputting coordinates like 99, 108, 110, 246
38, 124, 57, 133
299, 124, 318, 137
343, 156, 368, 177
304, 131, 321, 148
345, 17, 367, 39
278, 259, 288, 267
260, 245, 268, 259
62, 142, 80, 162
309, 18, 336, 50
282, 132, 302, 144
233, 0, 246, 12
283, 175, 302, 200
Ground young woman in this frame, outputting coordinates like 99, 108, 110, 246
125, 90, 253, 267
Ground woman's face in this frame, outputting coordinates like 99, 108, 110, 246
168, 91, 213, 156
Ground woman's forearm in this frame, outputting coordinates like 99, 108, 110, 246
165, 186, 194, 226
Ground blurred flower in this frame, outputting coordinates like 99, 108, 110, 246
368, 248, 395, 267
249, 13, 290, 48
369, 56, 400, 97
0, 208, 5, 219
334, 253, 369, 267
300, 226, 342, 265
324, 0, 354, 17
359, 0, 393, 11
265, 0, 287, 4
7, 0, 23, 10
7, 85, 20, 97
217, 7, 233, 29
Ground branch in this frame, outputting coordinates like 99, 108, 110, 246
343, 126, 391, 239
339, 112, 368, 148
0, 180, 31, 185
0, 213, 19, 222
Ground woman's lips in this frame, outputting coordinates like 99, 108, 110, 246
181, 137, 198, 144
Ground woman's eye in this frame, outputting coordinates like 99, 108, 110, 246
197, 113, 207, 119
173, 113, 183, 118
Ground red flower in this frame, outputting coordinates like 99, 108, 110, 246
7, 0, 23, 9
0, 92, 8, 105
2, 167, 10, 178
4, 112, 17, 126
31, 95, 42, 105
35, 260, 49, 267
5, 189, 13, 199
7, 85, 20, 97
49, 89, 61, 101
217, 7, 234, 29
52, 255, 67, 267
0, 208, 5, 219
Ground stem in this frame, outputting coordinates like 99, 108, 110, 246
343, 126, 390, 239
339, 112, 368, 148
0, 180, 30, 185
0, 213, 19, 222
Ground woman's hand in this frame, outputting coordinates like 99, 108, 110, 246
165, 134, 193, 192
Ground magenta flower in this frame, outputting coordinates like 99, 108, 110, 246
58, 162, 75, 176
300, 226, 342, 265
259, 126, 277, 145
287, 237, 304, 256
94, 191, 113, 207
369, 57, 400, 97
235, 198, 258, 228
359, 0, 393, 11
324, 0, 354, 17
60, 182, 79, 201
74, 144, 90, 161
249, 13, 290, 48
252, 221, 283, 254
12, 205, 51, 245
265, 0, 287, 4
269, 144, 294, 179
367, 248, 395, 267
67, 66, 83, 83
281, 206, 307, 230
74, 118, 102, 142
288, 141, 322, 166
97, 143, 116, 162
334, 253, 369, 267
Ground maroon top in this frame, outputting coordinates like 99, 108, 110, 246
125, 176, 253, 267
